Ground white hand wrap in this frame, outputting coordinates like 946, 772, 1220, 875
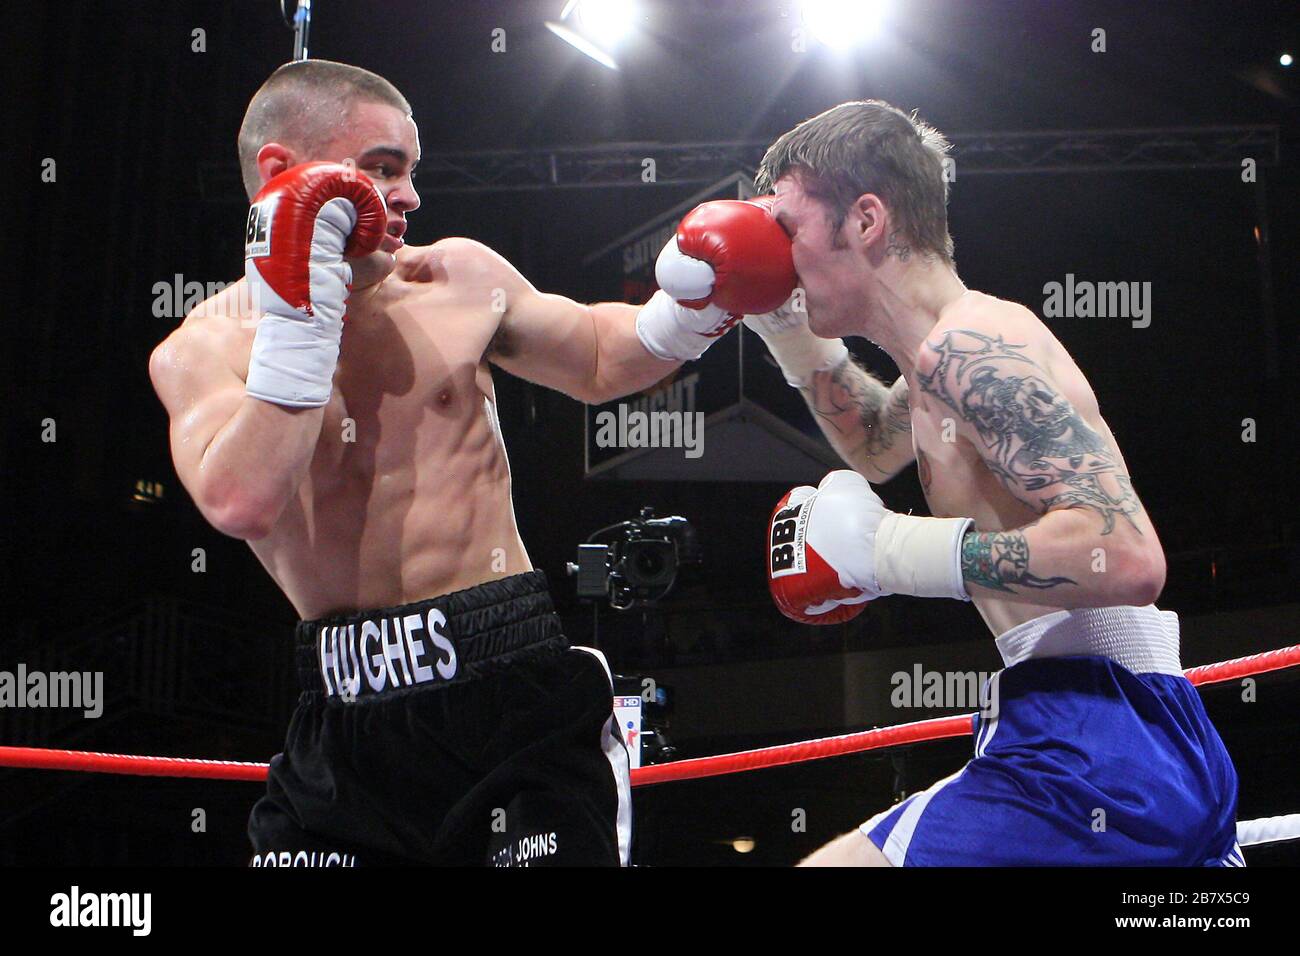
245, 198, 356, 408
874, 513, 975, 601
244, 306, 346, 408
635, 289, 734, 363
743, 304, 849, 388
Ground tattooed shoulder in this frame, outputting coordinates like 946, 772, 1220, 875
917, 328, 1142, 535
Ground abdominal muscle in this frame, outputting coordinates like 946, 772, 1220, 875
247, 376, 533, 622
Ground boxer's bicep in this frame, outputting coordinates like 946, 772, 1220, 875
468, 241, 677, 401
877, 376, 919, 478
454, 240, 607, 402
916, 327, 1147, 535
491, 287, 607, 401
495, 287, 668, 403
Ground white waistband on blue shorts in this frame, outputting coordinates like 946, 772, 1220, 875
994, 605, 1183, 676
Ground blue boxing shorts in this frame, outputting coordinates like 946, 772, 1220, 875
862, 605, 1242, 866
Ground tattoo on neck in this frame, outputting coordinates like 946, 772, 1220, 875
886, 230, 912, 262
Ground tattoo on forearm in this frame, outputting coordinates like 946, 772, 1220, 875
917, 329, 1143, 534
805, 359, 912, 469
881, 381, 912, 438
961, 530, 1077, 593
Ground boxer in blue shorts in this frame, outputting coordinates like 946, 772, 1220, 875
745, 101, 1240, 866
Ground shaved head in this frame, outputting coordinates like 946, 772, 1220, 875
237, 59, 411, 199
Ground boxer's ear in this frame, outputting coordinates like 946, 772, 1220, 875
254, 142, 295, 192
852, 193, 887, 248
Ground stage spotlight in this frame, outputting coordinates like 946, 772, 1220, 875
545, 21, 620, 70
1281, 53, 1293, 67
801, 0, 888, 50
545, 0, 636, 72
576, 0, 635, 46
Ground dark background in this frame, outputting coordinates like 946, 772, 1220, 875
3, 0, 1298, 866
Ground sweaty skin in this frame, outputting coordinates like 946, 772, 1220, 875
770, 170, 1167, 868
770, 177, 1164, 640
151, 100, 676, 619
906, 292, 1158, 636
152, 237, 671, 620
151, 95, 685, 620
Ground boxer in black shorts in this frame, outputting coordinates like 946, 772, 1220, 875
248, 572, 631, 866
151, 60, 788, 867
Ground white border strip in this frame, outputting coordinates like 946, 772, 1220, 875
1237, 813, 1300, 847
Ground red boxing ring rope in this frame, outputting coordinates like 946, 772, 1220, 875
1, 643, 1297, 788
638, 642, 1300, 787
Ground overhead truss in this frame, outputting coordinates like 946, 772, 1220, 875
200, 125, 1278, 199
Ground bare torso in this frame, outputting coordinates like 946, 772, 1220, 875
203, 242, 532, 619
905, 292, 1135, 636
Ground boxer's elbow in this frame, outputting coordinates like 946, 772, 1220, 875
1133, 548, 1167, 606
206, 501, 277, 541
196, 480, 279, 541
216, 512, 276, 541
583, 360, 651, 404
1112, 539, 1166, 606
582, 377, 630, 406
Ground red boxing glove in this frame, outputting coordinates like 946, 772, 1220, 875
660, 197, 797, 315
244, 162, 387, 407
766, 483, 871, 626
245, 161, 387, 317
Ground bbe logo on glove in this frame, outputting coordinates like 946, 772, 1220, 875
765, 484, 870, 626
768, 498, 810, 579
244, 196, 277, 259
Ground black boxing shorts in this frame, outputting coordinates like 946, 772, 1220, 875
247, 571, 632, 866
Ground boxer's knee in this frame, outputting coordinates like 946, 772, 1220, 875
798, 828, 892, 867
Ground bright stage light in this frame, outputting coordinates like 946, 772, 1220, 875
545, 20, 620, 70
546, 0, 636, 71
1281, 53, 1294, 68
576, 0, 636, 47
801, 0, 888, 50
